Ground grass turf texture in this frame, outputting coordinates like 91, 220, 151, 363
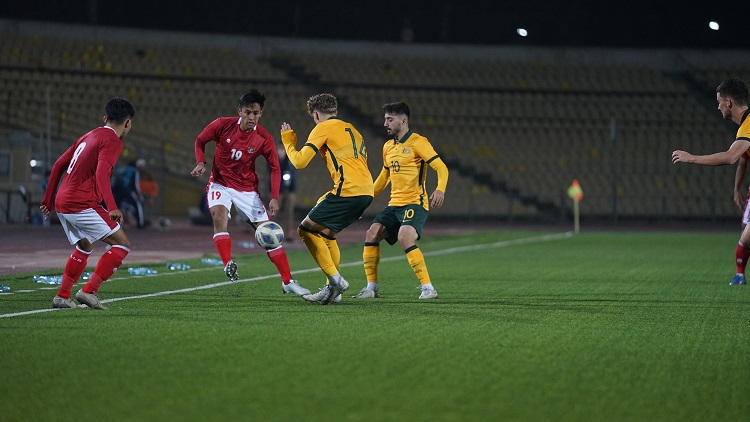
1, 230, 748, 421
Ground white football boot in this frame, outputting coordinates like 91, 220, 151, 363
418, 285, 438, 300
75, 289, 108, 310
353, 287, 380, 298
282, 280, 311, 296
52, 296, 78, 309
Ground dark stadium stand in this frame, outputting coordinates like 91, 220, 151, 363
1, 18, 748, 223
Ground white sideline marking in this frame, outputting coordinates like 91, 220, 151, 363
0, 232, 572, 319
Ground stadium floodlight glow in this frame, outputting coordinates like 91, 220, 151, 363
283, 174, 291, 181
29, 159, 39, 167
517, 28, 528, 37
709, 21, 720, 30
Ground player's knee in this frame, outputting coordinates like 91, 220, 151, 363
365, 227, 379, 242
397, 228, 418, 249
111, 232, 131, 249
365, 223, 386, 242
209, 205, 228, 221
76, 239, 94, 253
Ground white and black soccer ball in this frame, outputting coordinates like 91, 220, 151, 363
255, 221, 284, 250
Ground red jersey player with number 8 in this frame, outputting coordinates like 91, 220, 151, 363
40, 98, 135, 310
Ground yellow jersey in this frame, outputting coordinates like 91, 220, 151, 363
282, 116, 373, 198
738, 110, 750, 142
374, 130, 448, 210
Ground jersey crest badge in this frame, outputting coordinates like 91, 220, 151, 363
226, 138, 231, 143
403, 148, 411, 153
247, 147, 255, 153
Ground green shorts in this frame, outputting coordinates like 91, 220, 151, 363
372, 204, 428, 245
308, 194, 373, 233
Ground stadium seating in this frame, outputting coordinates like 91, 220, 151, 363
273, 50, 740, 220
0, 21, 745, 222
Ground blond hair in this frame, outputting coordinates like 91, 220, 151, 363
306, 93, 337, 116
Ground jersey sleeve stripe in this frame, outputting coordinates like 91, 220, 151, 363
426, 154, 440, 164
304, 143, 319, 154
738, 137, 750, 141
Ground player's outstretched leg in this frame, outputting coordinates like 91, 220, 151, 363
264, 244, 310, 295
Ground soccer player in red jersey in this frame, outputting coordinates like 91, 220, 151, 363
672, 79, 750, 285
191, 89, 310, 296
40, 98, 135, 310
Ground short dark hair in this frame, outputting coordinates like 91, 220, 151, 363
238, 89, 266, 108
382, 101, 410, 118
105, 98, 135, 123
717, 79, 748, 105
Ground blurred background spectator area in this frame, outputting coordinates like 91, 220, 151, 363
1, 8, 748, 225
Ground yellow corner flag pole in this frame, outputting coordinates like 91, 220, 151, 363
567, 180, 583, 234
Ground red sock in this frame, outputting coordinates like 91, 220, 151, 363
58, 247, 91, 299
736, 242, 750, 274
83, 245, 129, 294
213, 232, 232, 266
267, 246, 292, 284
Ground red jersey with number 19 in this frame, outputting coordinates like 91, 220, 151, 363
42, 126, 123, 214
194, 117, 281, 198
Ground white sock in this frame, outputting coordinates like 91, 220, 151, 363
367, 282, 378, 290
421, 283, 434, 290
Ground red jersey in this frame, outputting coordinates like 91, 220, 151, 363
195, 117, 280, 198
42, 126, 122, 213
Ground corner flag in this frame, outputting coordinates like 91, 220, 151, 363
567, 179, 583, 201
567, 180, 583, 233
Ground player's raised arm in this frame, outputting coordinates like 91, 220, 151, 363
280, 122, 319, 169
672, 139, 750, 166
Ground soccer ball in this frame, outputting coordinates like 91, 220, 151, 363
255, 221, 284, 249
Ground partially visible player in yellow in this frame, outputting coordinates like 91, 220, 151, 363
280, 93, 374, 305
354, 101, 449, 300
673, 78, 750, 286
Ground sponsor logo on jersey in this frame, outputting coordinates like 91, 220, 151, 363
403, 148, 411, 153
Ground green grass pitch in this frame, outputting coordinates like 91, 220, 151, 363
1, 230, 748, 421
